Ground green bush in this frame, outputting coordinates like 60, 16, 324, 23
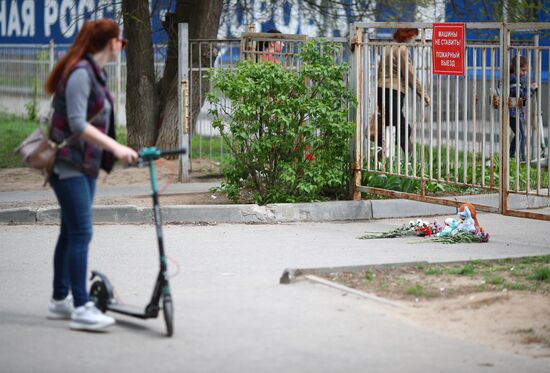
208, 40, 354, 204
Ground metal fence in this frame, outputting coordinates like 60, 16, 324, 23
0, 37, 347, 177
352, 22, 550, 220
182, 33, 348, 175
0, 42, 170, 125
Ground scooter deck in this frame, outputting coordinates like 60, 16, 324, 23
107, 303, 152, 319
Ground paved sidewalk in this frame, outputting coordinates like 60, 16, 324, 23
0, 181, 461, 224
2, 179, 550, 224
1, 215, 549, 372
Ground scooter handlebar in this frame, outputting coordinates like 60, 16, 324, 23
159, 148, 187, 157
127, 147, 187, 167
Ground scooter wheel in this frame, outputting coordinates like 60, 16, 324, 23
163, 295, 174, 337
89, 280, 109, 313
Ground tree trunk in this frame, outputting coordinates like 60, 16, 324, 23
122, 0, 158, 149
154, 0, 223, 150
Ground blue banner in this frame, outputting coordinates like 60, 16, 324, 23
0, 0, 172, 44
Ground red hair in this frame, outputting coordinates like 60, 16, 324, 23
393, 28, 419, 43
45, 19, 121, 95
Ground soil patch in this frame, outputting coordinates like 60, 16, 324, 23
319, 256, 550, 359
0, 159, 233, 208
0, 158, 221, 192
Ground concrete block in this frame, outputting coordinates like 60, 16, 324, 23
270, 201, 372, 222
93, 205, 152, 224
0, 208, 36, 224
161, 205, 271, 224
36, 207, 61, 224
509, 194, 550, 210
371, 199, 456, 219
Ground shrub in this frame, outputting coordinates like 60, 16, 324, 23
208, 40, 354, 204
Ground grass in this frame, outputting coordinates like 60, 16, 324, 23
321, 255, 550, 302
530, 267, 550, 283
424, 264, 475, 276
4, 112, 550, 195
0, 113, 229, 168
363, 142, 549, 195
485, 275, 505, 285
191, 134, 225, 162
0, 114, 39, 168
363, 270, 375, 282
405, 284, 435, 298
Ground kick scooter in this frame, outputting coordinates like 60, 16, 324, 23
89, 147, 186, 337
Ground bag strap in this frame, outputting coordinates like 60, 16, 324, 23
48, 106, 104, 150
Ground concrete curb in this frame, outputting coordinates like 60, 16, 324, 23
0, 199, 456, 225
300, 275, 405, 308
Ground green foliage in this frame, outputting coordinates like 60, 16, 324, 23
405, 284, 435, 297
363, 270, 374, 282
485, 275, 505, 285
191, 135, 224, 162
424, 267, 443, 276
0, 114, 39, 168
24, 79, 39, 122
25, 50, 49, 123
208, 40, 354, 204
363, 145, 548, 197
116, 127, 128, 146
447, 264, 475, 276
362, 173, 420, 193
530, 267, 550, 283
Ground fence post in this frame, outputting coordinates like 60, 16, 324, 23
352, 25, 363, 201
115, 47, 121, 126
178, 23, 190, 181
499, 24, 510, 214
49, 40, 55, 71
531, 34, 539, 156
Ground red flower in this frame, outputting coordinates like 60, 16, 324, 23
416, 226, 432, 237
305, 153, 315, 161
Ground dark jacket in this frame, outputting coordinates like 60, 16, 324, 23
509, 73, 536, 121
50, 54, 116, 177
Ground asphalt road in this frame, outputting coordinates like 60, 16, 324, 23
1, 215, 549, 372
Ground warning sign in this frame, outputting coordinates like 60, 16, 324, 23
432, 23, 465, 76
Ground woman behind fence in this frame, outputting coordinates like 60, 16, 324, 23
44, 19, 138, 331
376, 28, 430, 158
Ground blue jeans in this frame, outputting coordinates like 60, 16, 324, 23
49, 173, 96, 307
509, 116, 526, 162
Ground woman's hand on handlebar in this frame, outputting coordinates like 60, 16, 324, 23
114, 144, 138, 165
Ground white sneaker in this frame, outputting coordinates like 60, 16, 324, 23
70, 301, 115, 331
48, 294, 74, 320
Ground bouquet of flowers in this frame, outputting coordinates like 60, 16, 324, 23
358, 206, 490, 244
358, 219, 443, 240
426, 228, 490, 244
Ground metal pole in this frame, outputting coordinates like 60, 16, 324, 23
115, 48, 121, 126
364, 32, 371, 172
481, 47, 487, 186
353, 26, 363, 200
500, 25, 510, 214
49, 40, 55, 71
178, 23, 190, 181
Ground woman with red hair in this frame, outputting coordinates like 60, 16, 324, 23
45, 19, 137, 331
376, 28, 430, 157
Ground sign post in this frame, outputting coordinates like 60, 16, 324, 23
432, 23, 466, 76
